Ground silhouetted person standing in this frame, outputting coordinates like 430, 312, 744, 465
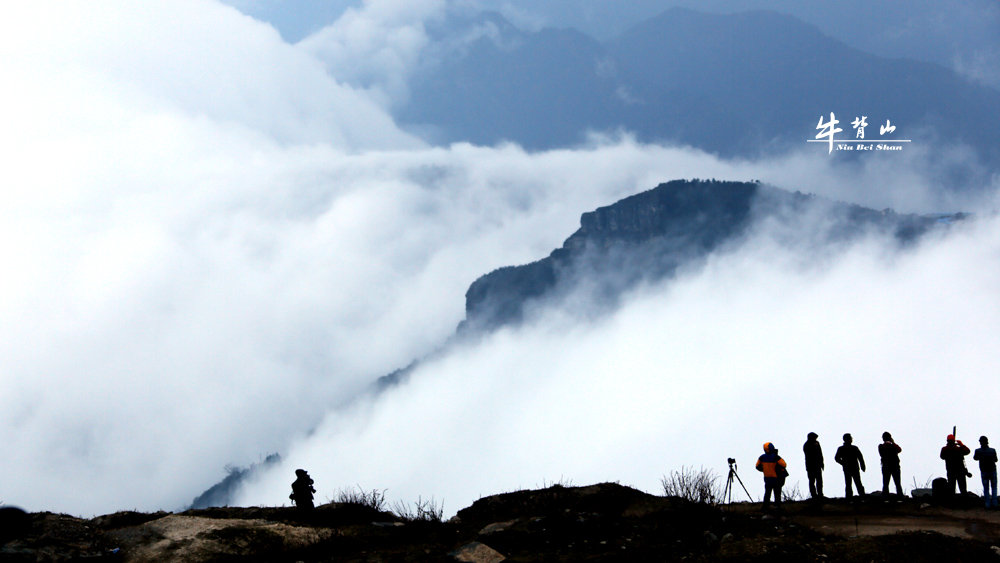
940, 434, 971, 495
756, 442, 788, 511
878, 431, 903, 498
974, 436, 997, 508
290, 469, 316, 510
834, 433, 865, 498
803, 432, 824, 499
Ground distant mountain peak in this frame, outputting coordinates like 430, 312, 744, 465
376, 178, 964, 392
401, 8, 1000, 175
460, 179, 964, 332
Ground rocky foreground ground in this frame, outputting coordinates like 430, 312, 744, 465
3, 483, 1000, 562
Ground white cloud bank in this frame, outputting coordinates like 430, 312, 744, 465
234, 205, 1000, 515
0, 1, 997, 516
297, 0, 445, 109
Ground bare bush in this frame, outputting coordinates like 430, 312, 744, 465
781, 482, 804, 502
334, 486, 388, 512
540, 476, 574, 489
392, 496, 444, 522
661, 466, 720, 504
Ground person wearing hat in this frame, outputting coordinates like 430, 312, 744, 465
834, 433, 866, 498
940, 434, 971, 495
973, 436, 997, 507
756, 442, 788, 511
290, 469, 316, 510
803, 432, 824, 499
878, 431, 903, 498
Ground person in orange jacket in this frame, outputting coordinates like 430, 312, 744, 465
756, 442, 788, 510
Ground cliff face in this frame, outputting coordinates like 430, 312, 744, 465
463, 180, 759, 332
565, 179, 758, 250
462, 179, 963, 332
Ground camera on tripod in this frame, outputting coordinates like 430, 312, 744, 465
723, 456, 753, 503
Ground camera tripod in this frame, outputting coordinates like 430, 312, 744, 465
722, 458, 753, 504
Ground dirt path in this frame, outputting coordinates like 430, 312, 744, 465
797, 511, 1000, 540
732, 500, 1000, 542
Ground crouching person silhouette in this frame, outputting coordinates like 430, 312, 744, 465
756, 442, 788, 511
290, 469, 316, 511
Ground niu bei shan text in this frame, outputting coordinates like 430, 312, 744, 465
809, 112, 911, 154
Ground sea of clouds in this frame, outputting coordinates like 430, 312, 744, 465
1, 1, 997, 515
